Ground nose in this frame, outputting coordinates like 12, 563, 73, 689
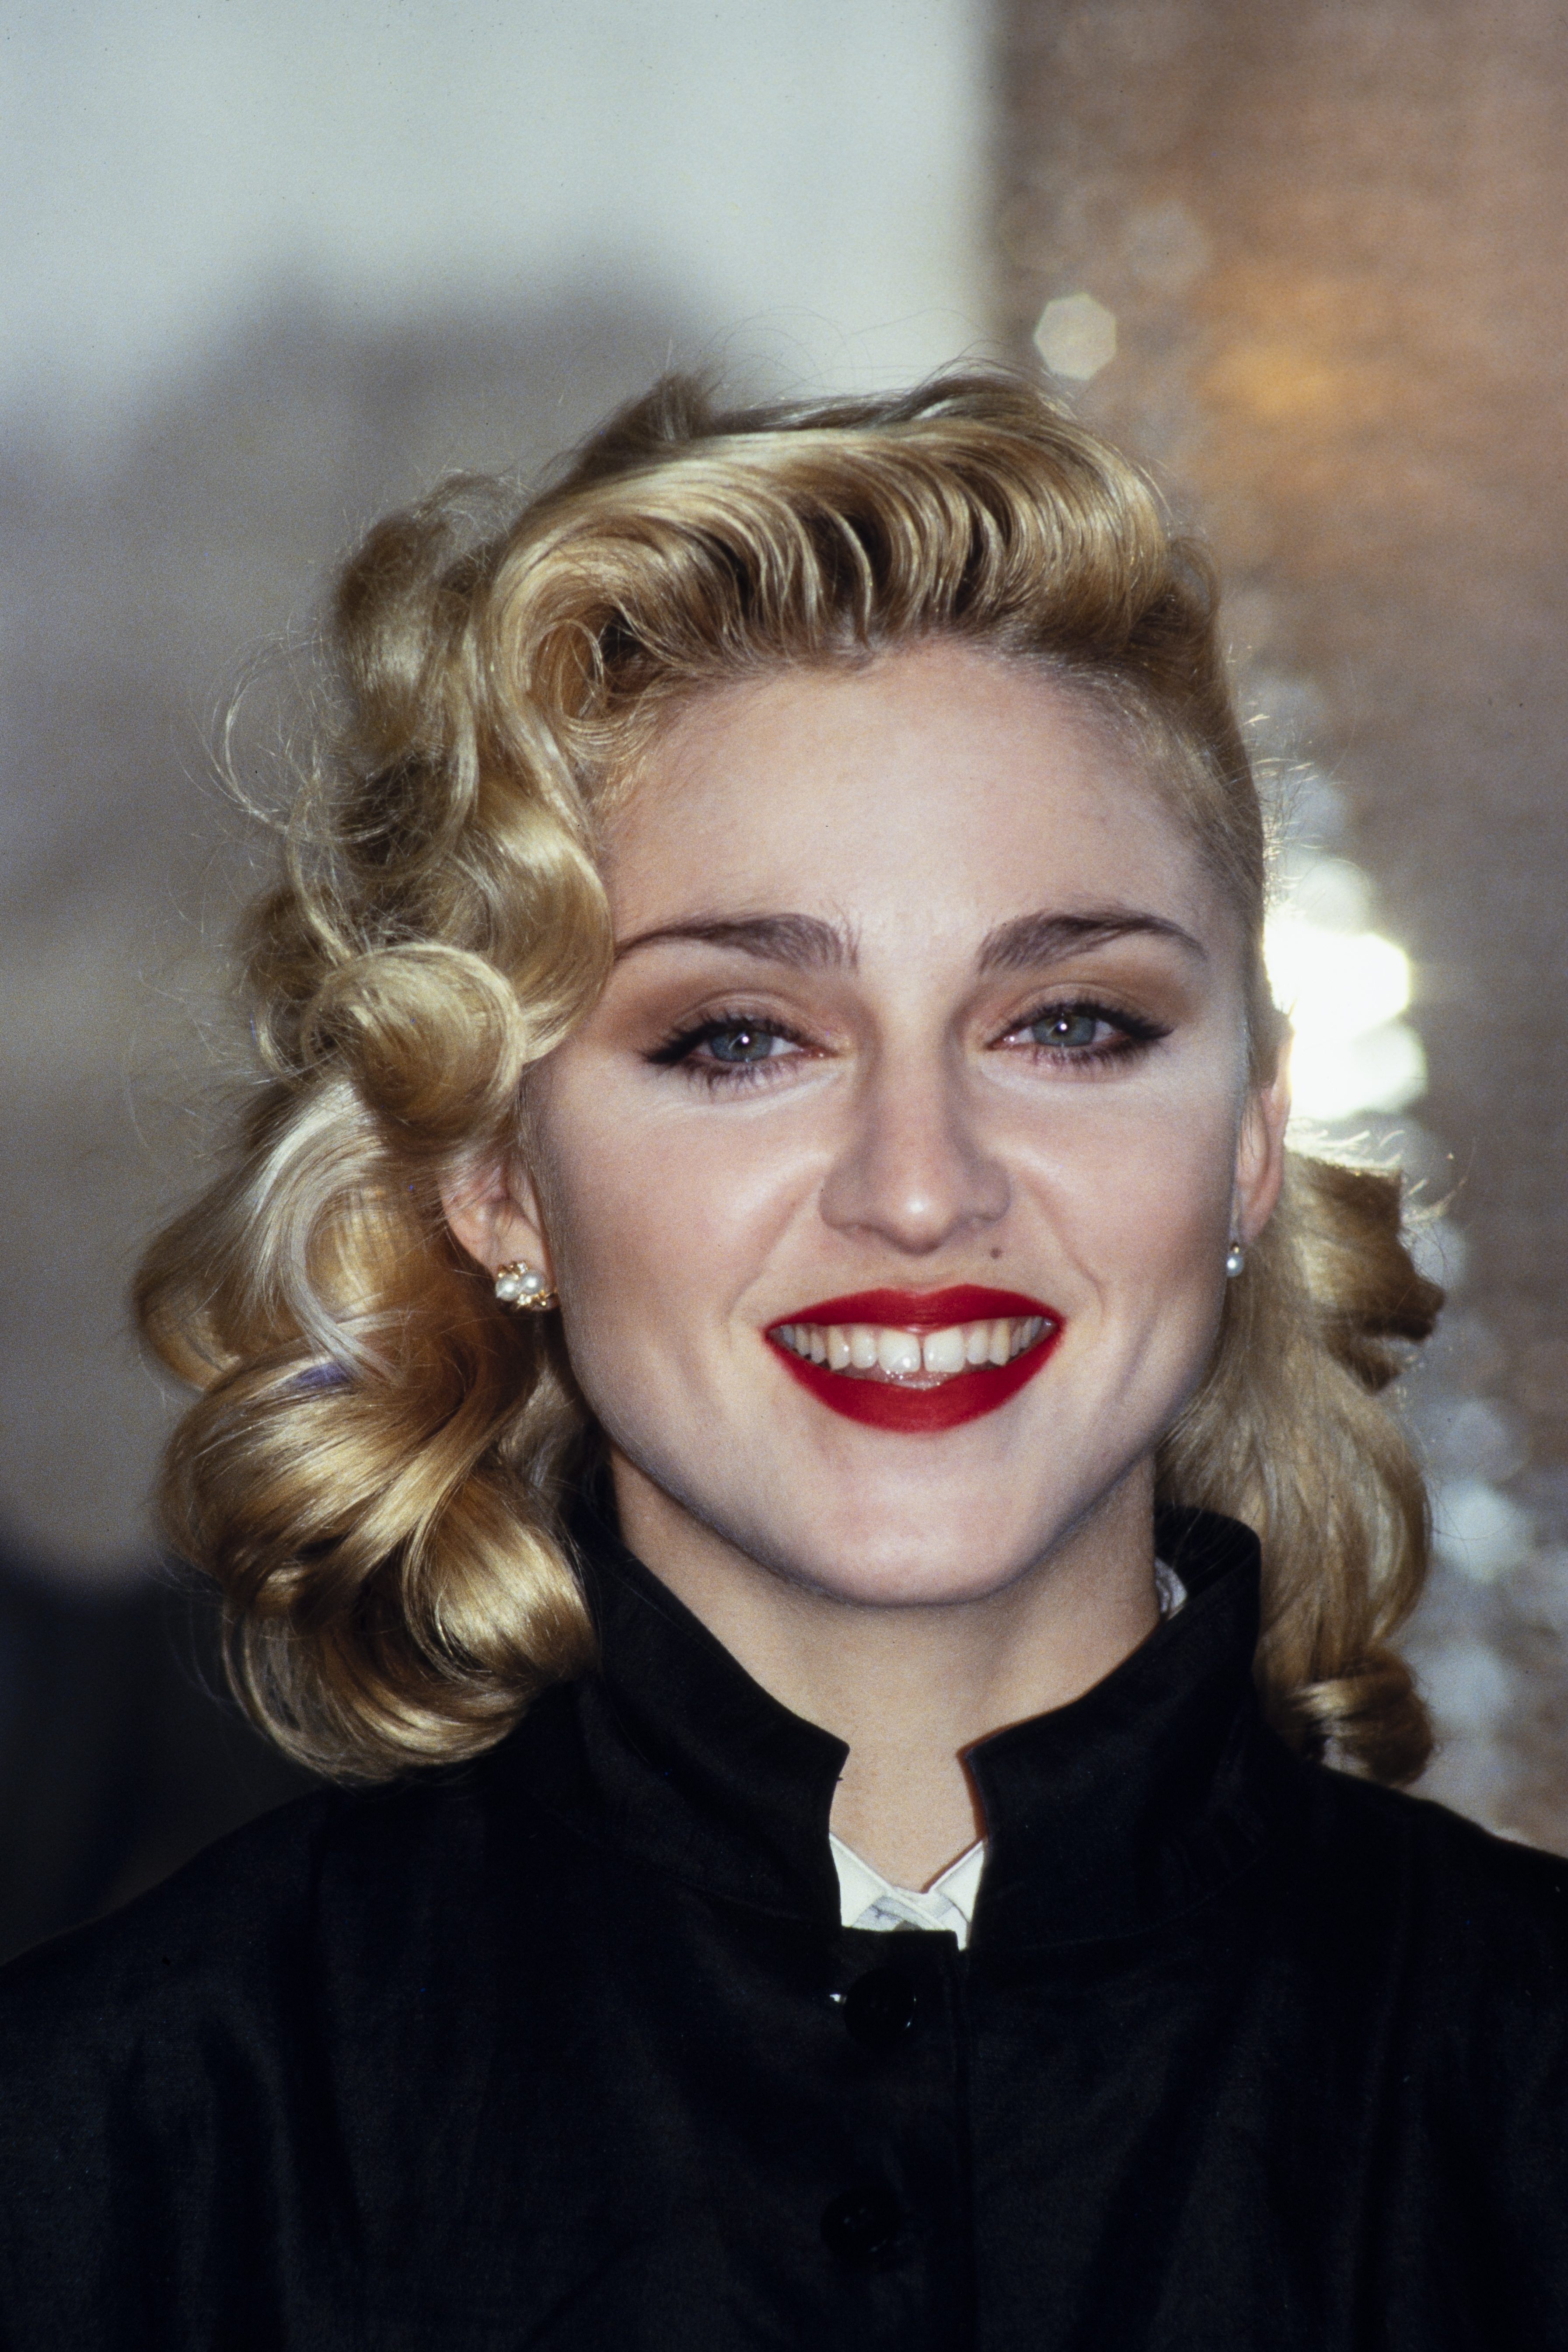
816, 1048, 1011, 1255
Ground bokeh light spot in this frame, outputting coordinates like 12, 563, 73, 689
1033, 292, 1117, 381
1266, 856, 1428, 1122
1433, 1479, 1537, 1584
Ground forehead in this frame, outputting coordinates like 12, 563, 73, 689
603, 642, 1218, 948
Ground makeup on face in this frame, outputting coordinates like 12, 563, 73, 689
506, 644, 1277, 1614
767, 1286, 1062, 1433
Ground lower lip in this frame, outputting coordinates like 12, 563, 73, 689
767, 1325, 1062, 1433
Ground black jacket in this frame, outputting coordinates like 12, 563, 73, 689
1, 1504, 1565, 2350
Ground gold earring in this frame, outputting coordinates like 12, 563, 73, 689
494, 1262, 558, 1311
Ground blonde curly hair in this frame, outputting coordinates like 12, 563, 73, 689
135, 371, 1441, 1785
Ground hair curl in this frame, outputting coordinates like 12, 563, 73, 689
136, 370, 1441, 1785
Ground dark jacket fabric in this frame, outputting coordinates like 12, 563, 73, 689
1, 1502, 1566, 2350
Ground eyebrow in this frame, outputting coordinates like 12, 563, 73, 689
613, 913, 856, 968
978, 908, 1205, 973
612, 904, 1203, 976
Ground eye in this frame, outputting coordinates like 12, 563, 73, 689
1023, 1006, 1106, 1052
997, 996, 1169, 1066
645, 1011, 813, 1085
704, 1024, 789, 1065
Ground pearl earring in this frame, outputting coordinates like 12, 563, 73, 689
1225, 1241, 1246, 1279
494, 1262, 557, 1311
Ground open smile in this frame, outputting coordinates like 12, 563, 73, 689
766, 1286, 1062, 1433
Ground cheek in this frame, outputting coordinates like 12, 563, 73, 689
527, 1073, 808, 1345
1029, 1089, 1238, 1313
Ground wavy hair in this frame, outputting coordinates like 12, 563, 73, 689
136, 371, 1441, 1784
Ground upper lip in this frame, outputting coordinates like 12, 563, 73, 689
772, 1286, 1058, 1332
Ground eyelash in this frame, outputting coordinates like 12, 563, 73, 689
646, 1010, 817, 1090
647, 999, 1170, 1089
1005, 997, 1171, 1066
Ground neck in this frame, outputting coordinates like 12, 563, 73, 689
608, 1459, 1160, 1890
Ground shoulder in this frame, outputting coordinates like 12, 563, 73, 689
0, 1720, 558, 2071
1275, 1750, 1568, 2012
1278, 1764, 1568, 2298
0, 1786, 337, 2101
0, 1719, 588, 2329
1296, 1755, 1568, 1908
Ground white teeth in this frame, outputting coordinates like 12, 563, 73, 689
877, 1328, 924, 1378
921, 1325, 968, 1376
776, 1313, 1054, 1384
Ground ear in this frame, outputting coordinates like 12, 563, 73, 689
440, 1156, 554, 1285
1233, 1037, 1292, 1246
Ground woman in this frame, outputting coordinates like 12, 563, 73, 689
1, 373, 1564, 2349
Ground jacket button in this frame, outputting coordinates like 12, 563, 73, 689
820, 2180, 902, 2261
842, 1964, 917, 2052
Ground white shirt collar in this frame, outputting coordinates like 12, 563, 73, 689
831, 1834, 987, 1947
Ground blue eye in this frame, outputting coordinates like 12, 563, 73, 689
705, 1026, 781, 1064
646, 1012, 807, 1078
1003, 998, 1169, 1065
1026, 1007, 1104, 1051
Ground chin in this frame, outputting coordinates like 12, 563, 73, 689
596, 1339, 1178, 1608
695, 1456, 1112, 1610
789, 1545, 1043, 1611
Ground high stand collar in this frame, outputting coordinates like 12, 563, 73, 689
557, 1486, 1288, 1953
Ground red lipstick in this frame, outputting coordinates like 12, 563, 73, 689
767, 1286, 1062, 1434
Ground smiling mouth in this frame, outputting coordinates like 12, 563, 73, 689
772, 1313, 1050, 1387
766, 1286, 1062, 1433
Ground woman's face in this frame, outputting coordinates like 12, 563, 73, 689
482, 641, 1286, 1607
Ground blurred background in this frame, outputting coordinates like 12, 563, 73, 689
2, 0, 1565, 1957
